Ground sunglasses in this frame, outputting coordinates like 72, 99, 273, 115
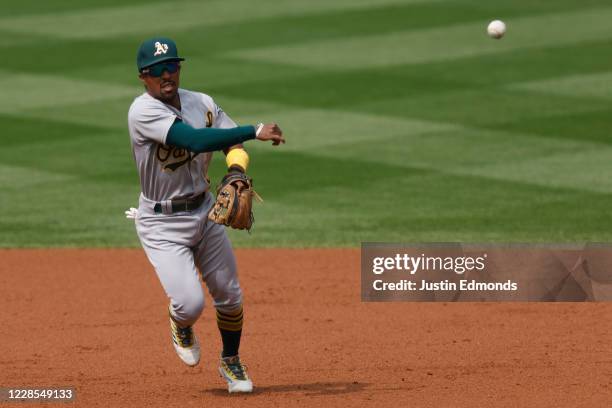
141, 61, 180, 77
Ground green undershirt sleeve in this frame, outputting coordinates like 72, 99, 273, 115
166, 120, 256, 153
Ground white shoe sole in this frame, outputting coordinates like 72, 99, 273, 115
218, 367, 253, 393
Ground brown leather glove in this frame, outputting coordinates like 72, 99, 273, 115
208, 171, 260, 231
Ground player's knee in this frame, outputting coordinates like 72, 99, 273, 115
213, 287, 242, 312
207, 268, 241, 303
171, 291, 205, 326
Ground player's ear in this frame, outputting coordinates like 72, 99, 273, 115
137, 75, 150, 91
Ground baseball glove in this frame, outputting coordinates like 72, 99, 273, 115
208, 171, 260, 231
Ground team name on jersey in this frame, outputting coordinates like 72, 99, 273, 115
154, 111, 213, 172
156, 145, 198, 172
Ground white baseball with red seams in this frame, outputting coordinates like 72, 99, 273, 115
487, 20, 506, 39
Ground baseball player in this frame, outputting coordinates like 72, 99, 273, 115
127, 37, 285, 393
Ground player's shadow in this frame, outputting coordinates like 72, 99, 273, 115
204, 381, 368, 396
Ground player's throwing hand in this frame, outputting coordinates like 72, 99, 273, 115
256, 123, 285, 146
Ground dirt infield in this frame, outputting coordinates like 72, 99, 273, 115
1, 249, 611, 407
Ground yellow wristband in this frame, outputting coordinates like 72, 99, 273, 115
226, 148, 249, 172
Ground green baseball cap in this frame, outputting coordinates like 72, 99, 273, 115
136, 37, 185, 71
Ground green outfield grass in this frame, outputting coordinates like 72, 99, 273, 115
1, 0, 611, 247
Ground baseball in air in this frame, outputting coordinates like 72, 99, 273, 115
487, 20, 506, 39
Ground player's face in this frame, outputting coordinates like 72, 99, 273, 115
139, 62, 181, 103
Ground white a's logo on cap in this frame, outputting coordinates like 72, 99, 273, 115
153, 42, 169, 56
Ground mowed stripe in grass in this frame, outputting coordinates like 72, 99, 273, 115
0, 0, 525, 76
232, 105, 612, 194
211, 39, 612, 114
0, 164, 76, 187
0, 2, 448, 76
20, 97, 136, 131
1, 0, 152, 17
1, 1, 606, 75
0, 113, 112, 146
496, 109, 612, 146
0, 71, 139, 112
310, 127, 612, 194
0, 177, 141, 247
0, 129, 136, 184
228, 7, 612, 69
0, 0, 429, 39
351, 88, 611, 145
509, 71, 612, 100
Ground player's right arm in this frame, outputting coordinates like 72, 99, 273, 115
166, 120, 284, 153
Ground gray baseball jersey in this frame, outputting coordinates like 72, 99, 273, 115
128, 89, 243, 327
128, 88, 236, 202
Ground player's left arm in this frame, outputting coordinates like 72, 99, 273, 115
224, 144, 249, 173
